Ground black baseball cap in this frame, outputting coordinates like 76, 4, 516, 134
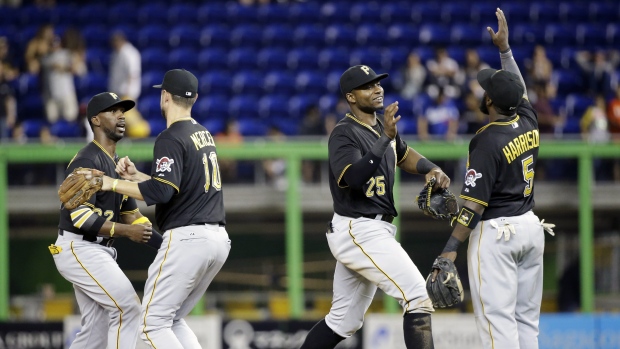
153, 69, 198, 98
340, 65, 389, 96
477, 69, 525, 111
87, 92, 135, 118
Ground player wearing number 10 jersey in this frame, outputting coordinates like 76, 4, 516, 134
99, 69, 231, 348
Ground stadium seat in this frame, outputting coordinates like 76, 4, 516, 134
608, 24, 620, 46
287, 48, 320, 71
324, 24, 356, 48
77, 73, 108, 99
108, 4, 138, 26
142, 48, 168, 72
138, 95, 163, 119
168, 48, 199, 72
325, 70, 344, 95
0, 6, 18, 27
228, 48, 258, 71
236, 119, 268, 137
196, 95, 230, 119
197, 3, 228, 25
441, 3, 470, 24
356, 24, 388, 46
560, 3, 590, 23
380, 3, 412, 24
589, 3, 620, 23
411, 3, 440, 24
320, 3, 350, 24
259, 95, 290, 119
109, 25, 138, 45
169, 24, 200, 49
198, 48, 228, 71
50, 120, 82, 138
19, 5, 56, 26
200, 25, 231, 49
270, 117, 299, 136
576, 24, 608, 47
419, 24, 451, 46
350, 3, 381, 24
262, 24, 294, 49
142, 70, 165, 92
318, 47, 350, 71
476, 46, 501, 68
263, 71, 296, 95
451, 24, 484, 46
232, 71, 263, 96
227, 3, 259, 24
289, 2, 321, 24
513, 24, 546, 45
258, 4, 289, 24
77, 4, 107, 26
148, 119, 167, 137
295, 71, 326, 95
553, 70, 584, 96
231, 25, 263, 49
544, 24, 577, 46
293, 24, 325, 49
530, 3, 561, 23
17, 94, 45, 120
201, 119, 226, 135
318, 94, 339, 116
85, 48, 110, 74
470, 3, 497, 24
138, 25, 169, 50
138, 3, 168, 26
500, 3, 530, 25
383, 46, 411, 71
289, 95, 320, 120
21, 119, 46, 138
229, 96, 260, 120
168, 4, 198, 26
199, 71, 232, 96
349, 49, 384, 71
446, 47, 466, 66
82, 25, 109, 49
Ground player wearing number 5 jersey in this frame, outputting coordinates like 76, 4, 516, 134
98, 69, 230, 349
433, 9, 554, 349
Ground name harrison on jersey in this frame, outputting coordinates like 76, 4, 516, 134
502, 129, 540, 164
190, 130, 216, 150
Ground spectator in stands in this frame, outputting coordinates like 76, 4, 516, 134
459, 49, 489, 98
575, 50, 620, 98
41, 29, 85, 124
263, 126, 287, 190
25, 24, 55, 75
526, 45, 553, 94
299, 105, 324, 183
460, 92, 486, 134
400, 52, 427, 99
532, 84, 562, 135
426, 47, 459, 99
607, 86, 620, 181
581, 95, 609, 143
215, 120, 244, 182
417, 88, 459, 141
0, 61, 16, 141
0, 37, 19, 82
109, 32, 149, 138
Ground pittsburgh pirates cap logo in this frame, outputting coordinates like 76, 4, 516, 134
108, 92, 119, 100
360, 66, 370, 75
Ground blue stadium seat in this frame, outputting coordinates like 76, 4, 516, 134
350, 3, 381, 24
513, 24, 546, 45
287, 48, 320, 70
295, 71, 326, 95
77, 4, 107, 26
0, 7, 18, 27
270, 118, 299, 136
380, 3, 412, 24
553, 70, 584, 96
441, 3, 470, 24
589, 3, 620, 23
77, 73, 107, 99
608, 24, 620, 46
576, 24, 608, 47
197, 3, 228, 24
318, 47, 350, 71
470, 3, 497, 24
168, 48, 199, 72
169, 24, 200, 49
19, 5, 56, 26
108, 4, 138, 26
560, 3, 589, 23
17, 94, 45, 120
258, 4, 289, 24
262, 24, 294, 49
325, 70, 343, 94
138, 3, 168, 26
148, 119, 167, 137
201, 119, 226, 135
199, 71, 232, 96
85, 48, 110, 74
263, 71, 295, 95
293, 24, 325, 49
168, 4, 198, 26
232, 71, 263, 96
50, 120, 82, 138
318, 94, 339, 116
545, 24, 577, 46
325, 24, 356, 48
387, 24, 420, 48
500, 3, 530, 25
138, 25, 169, 50
413, 47, 436, 64
476, 46, 501, 70
196, 95, 230, 118
228, 48, 258, 71
82, 25, 109, 49
530, 3, 561, 23
142, 48, 168, 72
419, 24, 451, 46
446, 47, 466, 66
564, 94, 592, 134
289, 95, 320, 119
356, 24, 387, 46
21, 119, 46, 138
198, 48, 229, 71
227, 3, 259, 24
236, 119, 268, 137
200, 24, 231, 49
349, 49, 384, 71
259, 95, 290, 118
451, 24, 484, 46
383, 46, 410, 71
229, 96, 260, 120
138, 95, 162, 119
320, 3, 351, 24
412, 3, 440, 24
142, 70, 165, 93
289, 2, 321, 24
231, 25, 263, 49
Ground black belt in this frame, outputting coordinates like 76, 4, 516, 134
59, 229, 114, 247
361, 214, 395, 224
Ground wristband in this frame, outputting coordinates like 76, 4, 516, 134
500, 47, 511, 54
442, 235, 463, 253
416, 157, 439, 174
131, 217, 151, 225
451, 207, 482, 229
110, 222, 115, 237
112, 179, 119, 192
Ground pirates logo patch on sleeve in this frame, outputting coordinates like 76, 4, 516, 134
156, 157, 175, 172
464, 169, 482, 187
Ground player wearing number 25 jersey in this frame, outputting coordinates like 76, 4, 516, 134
99, 69, 230, 349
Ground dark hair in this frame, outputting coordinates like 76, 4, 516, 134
494, 105, 514, 116
170, 94, 196, 109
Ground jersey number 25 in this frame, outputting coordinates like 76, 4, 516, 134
203, 152, 222, 193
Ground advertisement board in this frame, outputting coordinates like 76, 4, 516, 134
0, 322, 63, 349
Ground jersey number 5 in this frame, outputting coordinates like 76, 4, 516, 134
521, 155, 534, 197
365, 176, 386, 197
202, 152, 222, 193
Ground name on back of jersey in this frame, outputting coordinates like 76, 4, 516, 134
502, 129, 539, 164
190, 130, 216, 150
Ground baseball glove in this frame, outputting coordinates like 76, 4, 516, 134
426, 256, 464, 308
416, 178, 459, 220
58, 167, 104, 210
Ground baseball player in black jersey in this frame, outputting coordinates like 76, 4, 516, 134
431, 9, 555, 349
300, 65, 451, 349
50, 92, 163, 349
90, 69, 230, 349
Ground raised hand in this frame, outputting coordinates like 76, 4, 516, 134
487, 8, 510, 52
383, 101, 401, 139
115, 156, 138, 181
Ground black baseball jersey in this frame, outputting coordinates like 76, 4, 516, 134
329, 114, 407, 218
461, 98, 540, 220
147, 118, 225, 231
58, 141, 139, 238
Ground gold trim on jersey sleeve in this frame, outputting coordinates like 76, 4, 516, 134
153, 177, 180, 193
346, 114, 380, 137
397, 147, 410, 165
476, 115, 520, 134
71, 241, 124, 349
120, 208, 139, 216
460, 195, 488, 207
337, 164, 352, 188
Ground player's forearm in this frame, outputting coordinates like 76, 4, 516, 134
442, 200, 486, 253
500, 48, 527, 96
102, 176, 145, 201
398, 149, 438, 175
342, 134, 391, 189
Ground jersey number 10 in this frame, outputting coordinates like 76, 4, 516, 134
203, 152, 222, 193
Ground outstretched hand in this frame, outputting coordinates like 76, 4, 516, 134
487, 8, 510, 52
383, 101, 401, 139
